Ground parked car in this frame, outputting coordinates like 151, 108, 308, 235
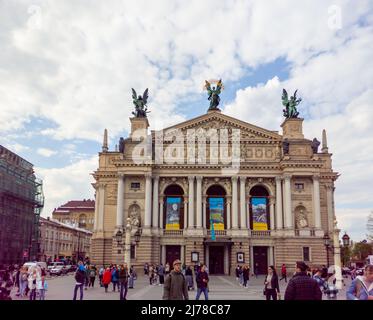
50, 264, 64, 276
62, 265, 72, 274
23, 261, 48, 271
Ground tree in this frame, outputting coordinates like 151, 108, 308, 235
352, 242, 373, 261
367, 211, 373, 241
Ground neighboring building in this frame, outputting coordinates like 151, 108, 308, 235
52, 199, 95, 231
39, 216, 92, 262
0, 145, 44, 265
91, 108, 339, 275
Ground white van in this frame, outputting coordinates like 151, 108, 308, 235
23, 261, 48, 271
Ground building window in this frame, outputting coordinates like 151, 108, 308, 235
130, 182, 141, 190
303, 247, 310, 262
130, 245, 136, 259
295, 183, 304, 190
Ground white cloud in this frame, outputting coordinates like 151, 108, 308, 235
37, 147, 57, 157
336, 208, 372, 242
36, 156, 97, 217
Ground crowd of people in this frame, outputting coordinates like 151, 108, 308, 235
0, 264, 48, 300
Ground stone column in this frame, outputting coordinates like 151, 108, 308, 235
152, 176, 159, 228
196, 176, 203, 228
205, 246, 209, 269
161, 245, 166, 265
326, 183, 334, 232
202, 196, 207, 229
275, 177, 283, 229
313, 175, 322, 229
224, 245, 229, 275
240, 177, 247, 229
184, 199, 188, 229
181, 245, 185, 265
188, 176, 195, 228
247, 196, 251, 230
268, 247, 274, 265
93, 186, 99, 232
283, 174, 293, 229
116, 173, 125, 230
226, 197, 231, 230
159, 196, 164, 229
269, 196, 275, 230
98, 183, 105, 231
333, 221, 343, 290
144, 174, 152, 228
231, 176, 238, 229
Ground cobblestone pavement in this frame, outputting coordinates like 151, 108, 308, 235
10, 273, 350, 300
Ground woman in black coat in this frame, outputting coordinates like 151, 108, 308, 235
264, 266, 280, 300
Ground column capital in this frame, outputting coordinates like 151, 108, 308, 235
153, 175, 160, 181
313, 174, 320, 181
231, 176, 238, 182
196, 176, 203, 182
188, 176, 195, 182
118, 172, 125, 179
98, 182, 107, 188
283, 173, 292, 180
275, 176, 283, 182
269, 196, 276, 205
240, 176, 246, 184
145, 173, 152, 179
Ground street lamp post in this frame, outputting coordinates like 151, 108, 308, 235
333, 220, 343, 290
342, 232, 351, 267
323, 233, 331, 268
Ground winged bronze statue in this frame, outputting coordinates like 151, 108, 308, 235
205, 79, 223, 110
132, 88, 150, 118
282, 88, 301, 118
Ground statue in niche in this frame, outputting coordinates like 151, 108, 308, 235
296, 209, 308, 229
129, 205, 140, 227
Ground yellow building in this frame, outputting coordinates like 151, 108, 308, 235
91, 109, 339, 275
52, 199, 95, 232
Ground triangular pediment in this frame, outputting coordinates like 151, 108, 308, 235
153, 110, 281, 140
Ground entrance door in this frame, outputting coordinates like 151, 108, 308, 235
253, 246, 268, 275
166, 245, 180, 267
209, 246, 224, 274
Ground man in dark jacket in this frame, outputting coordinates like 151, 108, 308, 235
163, 260, 189, 300
73, 261, 86, 300
284, 261, 322, 300
196, 265, 209, 300
119, 263, 129, 300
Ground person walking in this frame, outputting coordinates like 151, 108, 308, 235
235, 265, 240, 282
158, 264, 165, 286
111, 265, 119, 292
19, 266, 28, 297
284, 261, 322, 300
102, 267, 112, 293
88, 266, 96, 288
347, 265, 373, 300
243, 265, 249, 288
99, 266, 104, 287
37, 273, 48, 300
144, 263, 149, 276
185, 266, 194, 290
264, 266, 280, 300
128, 266, 136, 289
195, 265, 209, 300
163, 259, 189, 300
280, 264, 287, 283
165, 262, 170, 275
118, 263, 129, 300
313, 268, 327, 293
73, 262, 86, 300
149, 264, 154, 285
28, 268, 40, 300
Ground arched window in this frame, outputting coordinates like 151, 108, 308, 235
249, 185, 270, 230
206, 185, 227, 230
79, 214, 87, 228
163, 184, 184, 229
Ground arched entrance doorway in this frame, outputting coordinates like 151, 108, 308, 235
163, 184, 184, 266
206, 184, 226, 274
249, 185, 270, 275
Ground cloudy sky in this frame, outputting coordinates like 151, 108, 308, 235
1, 0, 372, 241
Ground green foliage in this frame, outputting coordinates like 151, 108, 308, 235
352, 242, 373, 261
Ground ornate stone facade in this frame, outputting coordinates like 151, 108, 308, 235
91, 110, 339, 275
